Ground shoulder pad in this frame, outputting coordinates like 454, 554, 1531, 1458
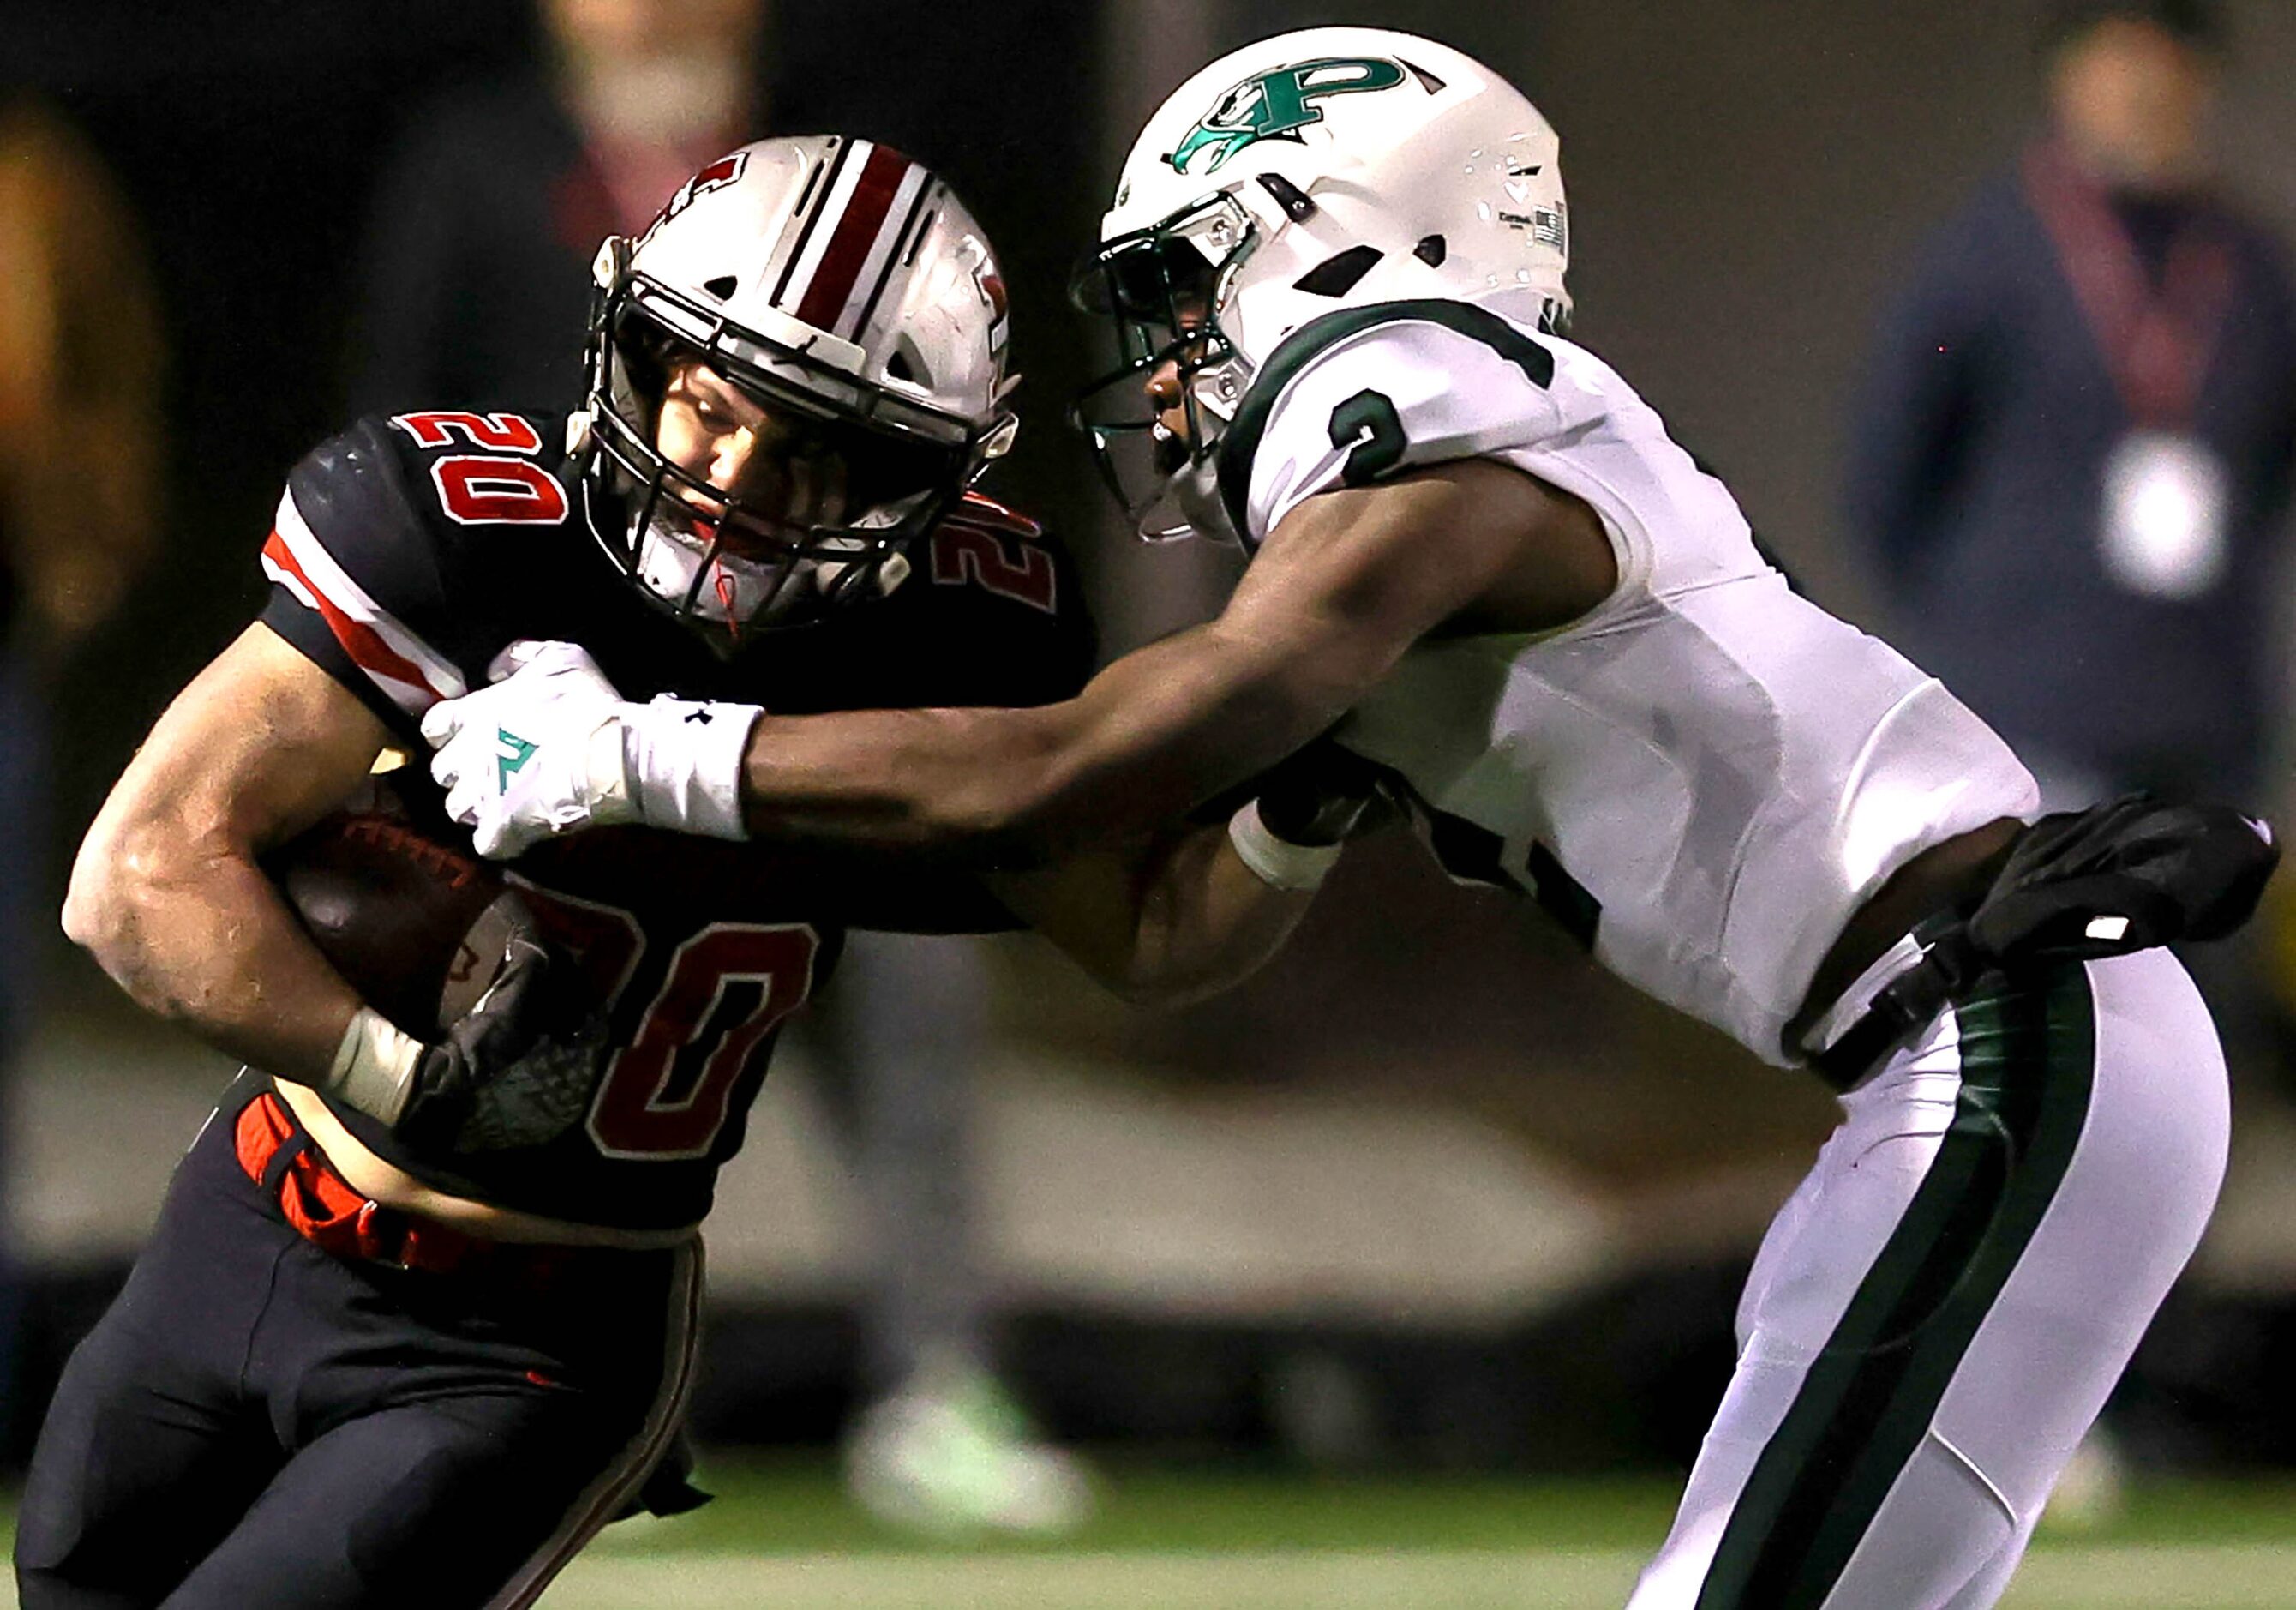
1216, 299, 1561, 546
264, 411, 573, 723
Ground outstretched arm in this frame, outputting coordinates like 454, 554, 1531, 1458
993, 741, 1385, 1006
424, 458, 1614, 864
734, 458, 1606, 862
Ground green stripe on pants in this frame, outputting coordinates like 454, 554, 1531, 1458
1695, 964, 2096, 1609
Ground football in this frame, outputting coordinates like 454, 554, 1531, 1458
267, 810, 517, 1040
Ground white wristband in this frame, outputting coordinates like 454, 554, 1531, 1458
618, 698, 764, 840
1227, 799, 1344, 892
325, 1006, 425, 1126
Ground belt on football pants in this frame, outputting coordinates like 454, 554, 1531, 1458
1801, 914, 1972, 1095
234, 1090, 576, 1286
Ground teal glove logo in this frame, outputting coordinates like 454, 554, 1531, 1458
496, 728, 539, 790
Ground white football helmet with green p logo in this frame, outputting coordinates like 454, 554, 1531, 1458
1072, 27, 1569, 540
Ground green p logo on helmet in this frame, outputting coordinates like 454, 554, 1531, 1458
1170, 57, 1408, 177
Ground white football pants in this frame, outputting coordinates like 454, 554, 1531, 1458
1628, 946, 2228, 1610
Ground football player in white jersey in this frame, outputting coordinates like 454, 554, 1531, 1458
424, 30, 2267, 1608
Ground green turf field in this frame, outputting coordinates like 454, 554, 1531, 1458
538, 1463, 2296, 1609
7, 1463, 2294, 1606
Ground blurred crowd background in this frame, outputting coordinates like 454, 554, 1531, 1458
9, 0, 2296, 1540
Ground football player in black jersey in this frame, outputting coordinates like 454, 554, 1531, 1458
20, 138, 1356, 1609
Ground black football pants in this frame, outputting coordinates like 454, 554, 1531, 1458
15, 1073, 699, 1609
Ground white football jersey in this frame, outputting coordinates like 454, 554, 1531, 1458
1221, 299, 2037, 1063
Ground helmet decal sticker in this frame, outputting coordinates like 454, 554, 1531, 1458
1167, 57, 1408, 177
636, 149, 751, 249
971, 261, 1010, 355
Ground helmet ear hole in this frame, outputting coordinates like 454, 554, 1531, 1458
702, 274, 739, 300
1293, 244, 1384, 297
1413, 234, 1448, 267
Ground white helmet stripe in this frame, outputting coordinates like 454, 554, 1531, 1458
766, 136, 860, 308
776, 138, 877, 321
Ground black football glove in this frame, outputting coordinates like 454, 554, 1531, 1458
1816, 795, 2280, 1082
1252, 738, 1394, 848
1967, 793, 2279, 963
393, 903, 611, 1156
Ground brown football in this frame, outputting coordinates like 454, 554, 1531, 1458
267, 812, 517, 1039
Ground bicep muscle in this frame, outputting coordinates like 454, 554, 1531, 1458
99, 622, 393, 857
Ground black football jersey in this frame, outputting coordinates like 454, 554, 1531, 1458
259, 409, 1095, 1230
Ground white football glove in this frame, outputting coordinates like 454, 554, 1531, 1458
420, 640, 762, 860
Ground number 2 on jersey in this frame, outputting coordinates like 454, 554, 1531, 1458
929, 526, 1058, 613
1329, 389, 1408, 485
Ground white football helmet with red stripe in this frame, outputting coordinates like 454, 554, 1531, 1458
574, 135, 1020, 638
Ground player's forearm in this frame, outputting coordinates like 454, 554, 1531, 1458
63, 823, 360, 1083
992, 820, 1319, 1008
734, 704, 1070, 859
1120, 826, 1318, 1006
737, 622, 1355, 862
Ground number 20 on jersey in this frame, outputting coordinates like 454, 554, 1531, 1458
391, 412, 571, 526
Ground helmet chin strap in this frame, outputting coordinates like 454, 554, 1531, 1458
637, 511, 758, 626
713, 563, 743, 646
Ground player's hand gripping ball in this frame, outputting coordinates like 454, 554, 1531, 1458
267, 808, 611, 1150
423, 640, 640, 860
267, 811, 520, 1036
399, 910, 611, 1154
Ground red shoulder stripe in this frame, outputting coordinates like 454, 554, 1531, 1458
262, 531, 448, 713
950, 490, 1043, 539
260, 489, 467, 714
